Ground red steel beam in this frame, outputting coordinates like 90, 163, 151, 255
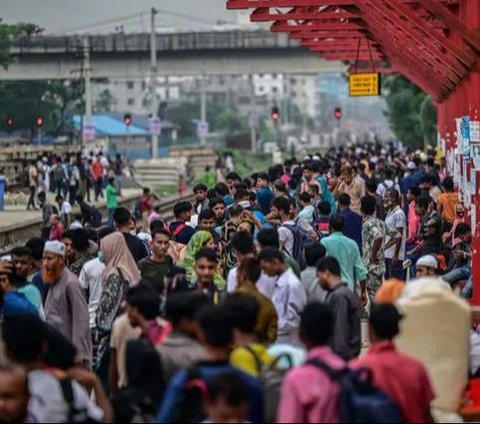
251, 7, 355, 21
227, 0, 355, 9
271, 22, 364, 31
291, 30, 365, 39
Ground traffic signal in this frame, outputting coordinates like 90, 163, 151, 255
271, 106, 280, 122
334, 107, 342, 121
6, 117, 13, 129
123, 114, 132, 126
36, 117, 44, 127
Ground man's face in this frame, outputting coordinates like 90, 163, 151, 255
415, 204, 426, 217
11, 256, 31, 279
303, 169, 312, 181
460, 231, 473, 244
199, 218, 216, 234
260, 259, 280, 277
206, 398, 248, 424
0, 370, 29, 424
195, 189, 207, 203
152, 233, 170, 258
126, 303, 141, 328
416, 266, 435, 278
227, 179, 236, 191
62, 237, 75, 260
342, 171, 353, 184
181, 209, 193, 222
50, 215, 57, 226
317, 270, 330, 290
212, 204, 225, 220
257, 178, 267, 188
270, 206, 280, 219
195, 257, 216, 286
42, 253, 64, 284
406, 190, 414, 203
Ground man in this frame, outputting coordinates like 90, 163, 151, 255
365, 179, 386, 220
113, 207, 149, 262
194, 248, 226, 304
361, 196, 387, 302
277, 302, 345, 423
442, 223, 472, 285
406, 186, 421, 240
138, 229, 173, 295
156, 304, 264, 423
197, 209, 221, 244
61, 231, 76, 267
48, 214, 65, 242
193, 183, 210, 214
236, 257, 278, 344
76, 194, 94, 227
169, 201, 196, 245
415, 255, 438, 277
42, 241, 91, 368
437, 177, 457, 224
226, 293, 273, 377
384, 189, 407, 280
321, 215, 367, 304
420, 174, 442, 203
27, 160, 38, 211
256, 172, 274, 215
210, 197, 226, 227
333, 164, 365, 214
157, 292, 209, 383
271, 196, 297, 257
37, 192, 57, 240
0, 365, 31, 423
65, 229, 97, 277
338, 193, 362, 250
114, 153, 124, 197
317, 257, 361, 361
55, 195, 72, 229
301, 242, 327, 303
351, 304, 435, 423
415, 195, 442, 255
91, 155, 104, 201
400, 161, 421, 201
371, 157, 387, 182
226, 172, 242, 195
297, 192, 316, 223
106, 177, 118, 229
258, 247, 306, 344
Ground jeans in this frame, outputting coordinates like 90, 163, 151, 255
107, 208, 115, 229
385, 258, 406, 281
69, 184, 78, 206
27, 186, 36, 209
94, 178, 104, 200
114, 174, 122, 196
442, 265, 471, 284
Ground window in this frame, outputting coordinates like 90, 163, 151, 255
127, 81, 134, 90
127, 98, 135, 106
142, 81, 146, 90
272, 87, 278, 93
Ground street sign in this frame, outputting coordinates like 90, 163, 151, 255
197, 121, 209, 138
249, 113, 260, 129
349, 73, 381, 97
149, 116, 162, 136
82, 123, 96, 142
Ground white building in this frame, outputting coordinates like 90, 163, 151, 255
286, 75, 319, 119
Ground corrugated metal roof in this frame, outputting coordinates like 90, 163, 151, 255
73, 115, 148, 136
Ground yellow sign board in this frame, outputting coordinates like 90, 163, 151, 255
349, 73, 381, 97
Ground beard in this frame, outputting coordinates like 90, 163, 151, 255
43, 265, 63, 284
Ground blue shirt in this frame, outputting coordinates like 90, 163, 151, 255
156, 361, 264, 423
257, 187, 274, 215
32, 271, 49, 302
339, 208, 363, 251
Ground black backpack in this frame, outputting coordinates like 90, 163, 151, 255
169, 366, 207, 423
90, 207, 102, 228
306, 359, 404, 423
281, 223, 307, 270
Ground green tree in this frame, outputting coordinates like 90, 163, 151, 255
0, 20, 43, 69
382, 75, 437, 149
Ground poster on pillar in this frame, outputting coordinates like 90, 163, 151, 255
470, 121, 480, 143
472, 144, 480, 170
461, 116, 471, 161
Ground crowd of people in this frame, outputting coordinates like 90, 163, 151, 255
0, 142, 474, 423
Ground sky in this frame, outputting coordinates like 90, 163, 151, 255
0, 0, 234, 33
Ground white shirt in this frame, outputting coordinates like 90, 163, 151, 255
61, 201, 72, 215
28, 370, 103, 423
385, 206, 407, 260
79, 257, 105, 328
278, 220, 296, 256
271, 267, 307, 344
227, 266, 275, 298
377, 179, 400, 199
100, 156, 109, 175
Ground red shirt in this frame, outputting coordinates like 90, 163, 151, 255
350, 341, 435, 423
91, 161, 104, 179
49, 222, 65, 241
140, 195, 152, 213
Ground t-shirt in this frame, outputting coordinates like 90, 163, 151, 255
18, 284, 42, 311
60, 201, 72, 216
230, 343, 273, 377
123, 233, 149, 263
106, 184, 118, 209
437, 192, 457, 223
138, 257, 172, 294
78, 257, 105, 328
278, 221, 296, 256
91, 161, 104, 179
385, 206, 407, 260
110, 314, 142, 388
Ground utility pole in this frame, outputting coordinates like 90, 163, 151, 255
200, 75, 207, 145
83, 37, 93, 149
150, 7, 159, 159
250, 75, 257, 153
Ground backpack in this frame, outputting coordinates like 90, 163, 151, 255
59, 378, 100, 423
244, 346, 295, 423
54, 164, 66, 183
281, 223, 307, 270
133, 199, 142, 220
90, 207, 102, 228
169, 223, 186, 243
169, 366, 207, 423
306, 359, 404, 424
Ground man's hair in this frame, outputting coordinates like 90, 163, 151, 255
173, 201, 193, 219
209, 197, 225, 209
193, 183, 208, 193
234, 189, 250, 202
229, 205, 244, 218
165, 292, 211, 327
416, 195, 431, 210
224, 293, 259, 334
25, 238, 45, 261
37, 191, 46, 200
143, 187, 151, 195
195, 247, 218, 263
108, 177, 115, 185
55, 195, 64, 202
317, 256, 341, 277
442, 176, 454, 191
299, 192, 312, 203
208, 372, 249, 407
258, 246, 284, 262
369, 304, 402, 340
2, 315, 47, 363
454, 222, 471, 238
257, 228, 279, 248
408, 186, 421, 197
338, 193, 351, 207
69, 229, 90, 252
300, 302, 334, 346
271, 196, 291, 215
152, 228, 171, 240
257, 172, 269, 181
305, 242, 326, 267
308, 184, 320, 195
274, 180, 287, 193
386, 188, 400, 204
420, 174, 435, 186
113, 207, 131, 226
198, 209, 216, 223
11, 246, 33, 258
214, 183, 230, 197
329, 214, 345, 232
98, 227, 115, 242
360, 196, 377, 216
198, 305, 233, 348
231, 232, 254, 255
366, 179, 378, 193
237, 257, 261, 284
226, 172, 241, 182
150, 220, 165, 234
126, 284, 160, 321
318, 201, 331, 217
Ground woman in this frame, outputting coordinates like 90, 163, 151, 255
177, 231, 226, 290
95, 232, 141, 371
112, 339, 165, 423
317, 175, 337, 214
